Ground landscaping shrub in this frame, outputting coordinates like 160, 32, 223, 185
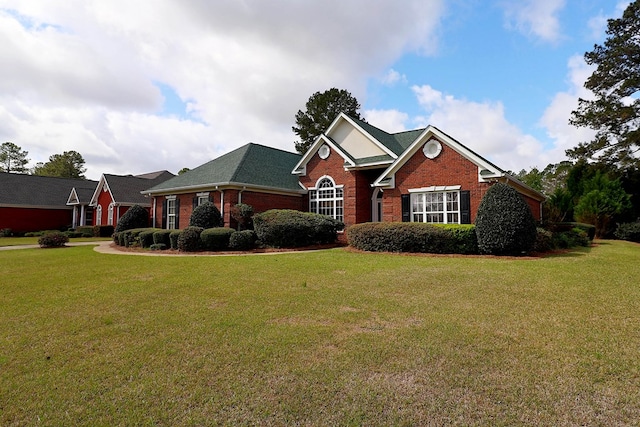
94, 225, 114, 237
614, 221, 640, 243
253, 209, 344, 248
113, 232, 122, 245
533, 228, 554, 253
229, 230, 257, 250
169, 230, 181, 250
150, 243, 167, 251
64, 231, 83, 238
114, 205, 149, 233
347, 222, 454, 253
200, 227, 234, 251
189, 202, 222, 229
138, 229, 159, 248
153, 230, 172, 247
231, 203, 254, 230
475, 183, 537, 256
548, 222, 596, 241
434, 224, 478, 254
0, 228, 12, 237
75, 226, 94, 237
177, 226, 203, 252
38, 231, 69, 248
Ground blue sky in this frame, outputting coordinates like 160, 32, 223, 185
0, 1, 629, 179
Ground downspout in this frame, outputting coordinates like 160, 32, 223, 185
238, 186, 246, 204
152, 196, 156, 228
216, 186, 224, 226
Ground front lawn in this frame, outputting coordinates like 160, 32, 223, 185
1, 241, 640, 425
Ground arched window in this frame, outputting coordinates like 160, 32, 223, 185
309, 176, 343, 222
96, 205, 102, 225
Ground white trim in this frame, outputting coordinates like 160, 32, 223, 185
410, 189, 461, 225
308, 175, 344, 222
292, 134, 357, 175
408, 185, 461, 193
329, 113, 398, 159
371, 187, 383, 222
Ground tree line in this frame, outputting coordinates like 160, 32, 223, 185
0, 142, 86, 179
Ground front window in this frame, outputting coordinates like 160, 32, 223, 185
411, 191, 460, 224
167, 198, 176, 229
197, 192, 209, 206
96, 205, 102, 225
108, 204, 114, 226
309, 176, 343, 222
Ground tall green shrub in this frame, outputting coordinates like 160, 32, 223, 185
475, 183, 537, 255
115, 205, 149, 233
189, 202, 222, 229
200, 227, 234, 251
177, 226, 203, 252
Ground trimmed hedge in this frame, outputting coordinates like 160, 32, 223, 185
177, 226, 203, 252
254, 209, 344, 248
115, 205, 149, 233
189, 202, 222, 229
75, 226, 95, 237
38, 231, 69, 248
347, 222, 456, 254
153, 230, 173, 247
200, 227, 234, 251
94, 225, 114, 237
475, 183, 537, 256
433, 224, 478, 255
169, 230, 181, 250
229, 230, 257, 250
614, 221, 640, 243
138, 229, 160, 248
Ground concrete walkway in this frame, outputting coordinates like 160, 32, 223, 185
1, 240, 332, 257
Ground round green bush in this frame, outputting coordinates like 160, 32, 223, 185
153, 230, 172, 246
115, 205, 149, 233
38, 231, 69, 248
177, 226, 203, 252
200, 227, 234, 251
475, 183, 537, 255
229, 230, 257, 250
169, 230, 181, 249
189, 202, 222, 229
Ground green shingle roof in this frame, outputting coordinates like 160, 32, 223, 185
144, 143, 303, 194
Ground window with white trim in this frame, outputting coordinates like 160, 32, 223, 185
108, 204, 114, 225
197, 192, 210, 206
309, 176, 343, 222
167, 197, 177, 229
96, 205, 102, 225
411, 190, 460, 224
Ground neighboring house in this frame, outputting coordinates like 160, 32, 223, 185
142, 144, 305, 229
144, 114, 544, 230
0, 172, 97, 233
89, 171, 175, 227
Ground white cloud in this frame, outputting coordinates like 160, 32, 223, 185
0, 0, 446, 179
411, 84, 547, 172
588, 1, 630, 40
538, 54, 597, 161
364, 109, 409, 133
501, 0, 566, 43
380, 69, 408, 87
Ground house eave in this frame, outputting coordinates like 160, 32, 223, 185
142, 182, 306, 197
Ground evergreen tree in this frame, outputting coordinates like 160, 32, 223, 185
293, 88, 364, 154
569, 1, 640, 168
0, 142, 29, 173
32, 150, 86, 179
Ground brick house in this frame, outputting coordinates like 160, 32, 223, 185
89, 171, 175, 227
143, 114, 544, 230
142, 143, 306, 229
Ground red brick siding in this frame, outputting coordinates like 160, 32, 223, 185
153, 190, 304, 229
383, 140, 491, 223
0, 206, 73, 233
299, 149, 362, 227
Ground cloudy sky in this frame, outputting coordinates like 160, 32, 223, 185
0, 1, 629, 180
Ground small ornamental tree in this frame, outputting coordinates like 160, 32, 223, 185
115, 205, 149, 233
475, 183, 537, 256
231, 203, 254, 230
189, 202, 222, 229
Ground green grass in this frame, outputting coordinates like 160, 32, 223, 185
2, 241, 640, 425
0, 236, 111, 246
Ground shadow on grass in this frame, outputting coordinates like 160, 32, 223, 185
543, 245, 593, 258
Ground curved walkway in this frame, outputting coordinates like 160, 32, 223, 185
1, 241, 335, 257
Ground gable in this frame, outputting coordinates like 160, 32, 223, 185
0, 172, 96, 208
329, 119, 389, 159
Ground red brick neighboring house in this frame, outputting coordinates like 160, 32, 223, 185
142, 144, 305, 229
0, 172, 97, 233
293, 114, 544, 227
143, 114, 544, 231
89, 171, 175, 227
